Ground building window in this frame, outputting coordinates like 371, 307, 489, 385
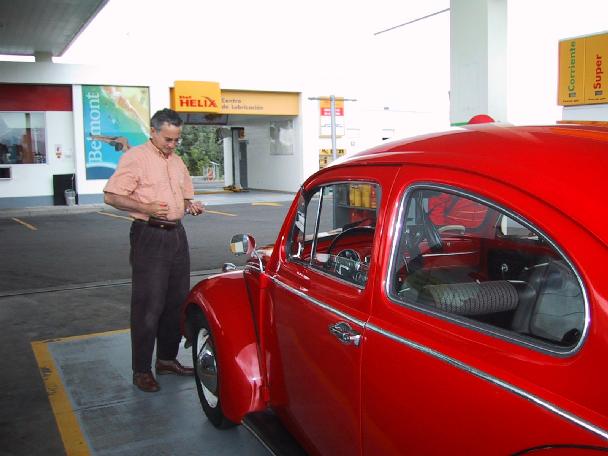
0, 112, 47, 164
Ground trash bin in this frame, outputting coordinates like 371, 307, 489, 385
64, 189, 76, 206
53, 173, 77, 205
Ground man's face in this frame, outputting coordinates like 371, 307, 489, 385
150, 123, 182, 156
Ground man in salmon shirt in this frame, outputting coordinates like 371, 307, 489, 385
104, 108, 204, 392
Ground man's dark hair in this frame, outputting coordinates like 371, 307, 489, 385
150, 108, 183, 130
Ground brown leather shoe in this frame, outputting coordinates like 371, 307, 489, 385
133, 372, 160, 392
155, 359, 194, 376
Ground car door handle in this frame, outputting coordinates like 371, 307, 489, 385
328, 322, 362, 347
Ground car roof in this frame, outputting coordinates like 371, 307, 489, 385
328, 123, 608, 248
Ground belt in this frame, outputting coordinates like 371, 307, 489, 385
133, 218, 181, 230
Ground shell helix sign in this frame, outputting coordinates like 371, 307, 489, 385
558, 32, 608, 105
171, 81, 222, 113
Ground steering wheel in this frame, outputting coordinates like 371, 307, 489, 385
438, 224, 466, 234
327, 226, 375, 257
404, 214, 443, 265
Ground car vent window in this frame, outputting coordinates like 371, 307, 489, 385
287, 182, 379, 287
389, 187, 586, 352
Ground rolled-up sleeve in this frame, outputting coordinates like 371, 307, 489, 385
104, 152, 140, 196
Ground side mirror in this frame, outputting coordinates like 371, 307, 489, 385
229, 233, 263, 272
230, 234, 256, 256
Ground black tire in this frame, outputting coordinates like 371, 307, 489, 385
188, 307, 236, 429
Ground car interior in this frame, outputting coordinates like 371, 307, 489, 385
287, 183, 585, 350
288, 183, 378, 287
392, 188, 585, 350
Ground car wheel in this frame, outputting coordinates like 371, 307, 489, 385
188, 307, 236, 429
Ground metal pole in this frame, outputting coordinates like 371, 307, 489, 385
330, 94, 337, 161
308, 95, 356, 166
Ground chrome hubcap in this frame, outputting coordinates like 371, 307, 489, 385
195, 328, 218, 407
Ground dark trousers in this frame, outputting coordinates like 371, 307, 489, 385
129, 221, 190, 373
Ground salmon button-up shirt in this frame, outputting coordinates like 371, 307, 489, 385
103, 140, 194, 221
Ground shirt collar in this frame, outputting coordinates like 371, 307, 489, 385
148, 139, 170, 159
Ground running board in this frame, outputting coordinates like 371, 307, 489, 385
242, 410, 308, 456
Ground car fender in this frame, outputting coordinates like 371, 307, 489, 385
183, 271, 265, 422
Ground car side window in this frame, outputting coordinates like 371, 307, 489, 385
389, 187, 586, 352
288, 182, 379, 287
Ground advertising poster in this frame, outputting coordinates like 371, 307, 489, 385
82, 85, 150, 179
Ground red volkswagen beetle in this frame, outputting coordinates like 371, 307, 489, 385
182, 123, 608, 455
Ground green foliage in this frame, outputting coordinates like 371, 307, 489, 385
176, 125, 223, 176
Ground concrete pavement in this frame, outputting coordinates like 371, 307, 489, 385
0, 188, 297, 455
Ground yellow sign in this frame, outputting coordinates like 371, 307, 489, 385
584, 33, 608, 104
171, 81, 222, 113
221, 90, 299, 116
558, 38, 585, 105
171, 82, 299, 116
319, 148, 346, 169
558, 32, 608, 106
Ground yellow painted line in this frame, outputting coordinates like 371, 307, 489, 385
31, 340, 91, 456
194, 190, 231, 195
30, 328, 129, 455
40, 328, 130, 344
97, 211, 133, 221
12, 217, 37, 230
205, 209, 237, 217
252, 202, 282, 207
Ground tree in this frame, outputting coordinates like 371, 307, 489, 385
176, 125, 223, 177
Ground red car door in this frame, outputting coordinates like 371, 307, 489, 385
360, 166, 605, 454
267, 166, 399, 455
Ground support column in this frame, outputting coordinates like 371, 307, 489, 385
222, 133, 233, 187
450, 0, 507, 125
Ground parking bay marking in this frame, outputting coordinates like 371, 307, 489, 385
252, 202, 282, 206
97, 211, 134, 221
11, 217, 37, 230
31, 329, 130, 456
205, 210, 237, 217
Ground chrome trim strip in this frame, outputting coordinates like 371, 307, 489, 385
245, 264, 261, 273
286, 259, 367, 290
385, 183, 590, 356
367, 322, 608, 441
271, 271, 607, 441
310, 190, 324, 265
271, 276, 366, 328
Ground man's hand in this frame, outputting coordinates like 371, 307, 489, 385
147, 201, 169, 219
186, 200, 204, 216
104, 193, 169, 219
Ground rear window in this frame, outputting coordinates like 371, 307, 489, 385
388, 186, 586, 353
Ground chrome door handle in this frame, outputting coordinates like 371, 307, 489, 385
328, 322, 361, 346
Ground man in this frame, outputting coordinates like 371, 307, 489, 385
104, 108, 204, 392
